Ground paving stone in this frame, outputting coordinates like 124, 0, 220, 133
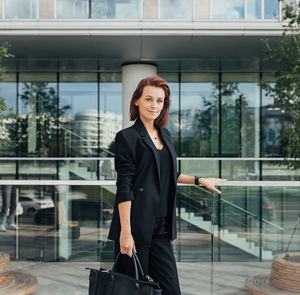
9, 261, 271, 295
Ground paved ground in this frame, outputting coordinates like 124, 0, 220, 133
11, 260, 272, 295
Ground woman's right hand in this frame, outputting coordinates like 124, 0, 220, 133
119, 231, 136, 257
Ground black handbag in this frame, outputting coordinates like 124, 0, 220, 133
87, 251, 162, 295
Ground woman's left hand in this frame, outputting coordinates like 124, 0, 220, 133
199, 178, 227, 194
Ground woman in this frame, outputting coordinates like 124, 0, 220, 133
108, 75, 226, 294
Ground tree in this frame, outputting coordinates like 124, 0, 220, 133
261, 0, 300, 169
0, 43, 15, 156
19, 82, 70, 156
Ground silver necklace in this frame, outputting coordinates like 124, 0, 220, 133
149, 130, 158, 140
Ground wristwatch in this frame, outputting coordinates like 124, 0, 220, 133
194, 176, 201, 185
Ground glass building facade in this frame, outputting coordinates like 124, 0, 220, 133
0, 65, 299, 263
1, 0, 280, 20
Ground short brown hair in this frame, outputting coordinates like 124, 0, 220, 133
129, 75, 170, 128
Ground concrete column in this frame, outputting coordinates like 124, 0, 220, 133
39, 0, 55, 19
143, 0, 158, 19
121, 63, 157, 128
195, 0, 210, 20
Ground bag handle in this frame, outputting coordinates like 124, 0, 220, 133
112, 252, 158, 290
112, 251, 143, 288
132, 251, 145, 277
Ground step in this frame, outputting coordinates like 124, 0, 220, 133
179, 210, 274, 260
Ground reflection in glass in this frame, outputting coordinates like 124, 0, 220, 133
216, 187, 261, 259
1, 181, 300, 263
0, 185, 19, 259
92, 0, 140, 19
180, 159, 219, 179
212, 0, 244, 19
160, 0, 193, 19
262, 161, 300, 181
175, 186, 212, 262
261, 75, 288, 157
59, 73, 97, 158
246, 0, 262, 19
261, 187, 299, 253
99, 73, 122, 158
17, 185, 114, 261
56, 0, 89, 19
0, 74, 17, 157
264, 0, 279, 19
158, 73, 179, 153
19, 160, 57, 180
18, 73, 58, 157
221, 74, 259, 158
0, 161, 16, 181
181, 73, 219, 157
59, 159, 98, 181
222, 160, 259, 181
4, 0, 37, 19
99, 159, 116, 181
18, 186, 56, 260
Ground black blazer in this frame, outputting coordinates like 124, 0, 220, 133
107, 116, 181, 247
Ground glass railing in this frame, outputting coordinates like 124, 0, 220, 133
0, 158, 116, 181
1, 157, 299, 181
0, 183, 115, 262
178, 157, 300, 181
175, 184, 300, 263
0, 180, 299, 262
0, 179, 299, 294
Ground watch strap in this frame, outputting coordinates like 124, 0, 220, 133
194, 176, 200, 185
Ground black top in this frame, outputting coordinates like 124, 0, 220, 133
156, 145, 172, 217
152, 145, 173, 237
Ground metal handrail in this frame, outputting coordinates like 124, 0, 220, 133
179, 186, 284, 232
219, 196, 283, 231
0, 157, 112, 160
0, 157, 299, 160
61, 126, 114, 156
0, 180, 299, 187
176, 157, 300, 161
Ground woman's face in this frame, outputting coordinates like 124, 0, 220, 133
134, 86, 165, 122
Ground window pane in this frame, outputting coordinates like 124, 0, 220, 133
99, 73, 122, 158
0, 74, 17, 157
264, 0, 279, 19
56, 0, 89, 19
59, 73, 98, 158
160, 0, 193, 19
158, 73, 179, 153
261, 74, 286, 157
221, 74, 260, 158
17, 185, 114, 262
212, 0, 244, 19
247, 0, 262, 19
18, 73, 57, 158
181, 73, 219, 157
92, 0, 140, 19
4, 0, 37, 19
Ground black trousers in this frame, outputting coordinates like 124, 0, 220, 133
114, 236, 181, 295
